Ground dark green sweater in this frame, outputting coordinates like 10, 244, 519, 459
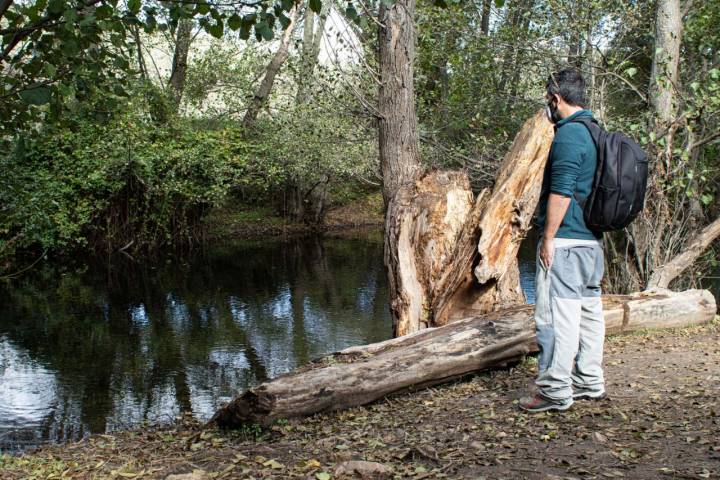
536, 109, 601, 240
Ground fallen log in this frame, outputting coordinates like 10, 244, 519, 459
211, 289, 716, 429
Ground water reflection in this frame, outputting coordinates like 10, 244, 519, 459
0, 232, 392, 451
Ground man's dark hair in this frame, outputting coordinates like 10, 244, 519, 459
547, 69, 587, 107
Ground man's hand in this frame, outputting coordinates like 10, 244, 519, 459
540, 237, 555, 269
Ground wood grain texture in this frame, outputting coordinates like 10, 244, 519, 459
211, 289, 716, 429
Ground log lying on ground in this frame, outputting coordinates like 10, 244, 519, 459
211, 289, 716, 429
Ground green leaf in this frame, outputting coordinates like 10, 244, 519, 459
227, 13, 242, 30
494, 0, 505, 6
62, 39, 80, 56
47, 0, 65, 15
255, 21, 273, 41
196, 3, 210, 15
95, 5, 113, 19
208, 20, 224, 38
79, 13, 96, 27
20, 86, 52, 105
624, 67, 637, 77
127, 0, 140, 14
345, 4, 358, 21
316, 474, 331, 480
278, 13, 291, 29
701, 194, 713, 205
239, 22, 252, 40
309, 0, 321, 14
43, 63, 57, 77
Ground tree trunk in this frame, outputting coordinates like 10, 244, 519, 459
211, 289, 717, 428
243, 5, 299, 128
385, 111, 553, 336
481, 0, 491, 35
649, 0, 682, 129
168, 18, 194, 108
646, 215, 720, 289
378, 0, 423, 206
296, 1, 329, 104
133, 25, 147, 80
609, 0, 683, 294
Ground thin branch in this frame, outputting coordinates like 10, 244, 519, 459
593, 70, 647, 103
688, 130, 720, 151
0, 0, 13, 21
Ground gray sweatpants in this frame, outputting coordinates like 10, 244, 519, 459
534, 239, 605, 403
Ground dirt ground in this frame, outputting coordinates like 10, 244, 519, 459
2, 319, 718, 480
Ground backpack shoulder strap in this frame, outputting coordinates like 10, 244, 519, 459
566, 116, 605, 209
568, 116, 603, 148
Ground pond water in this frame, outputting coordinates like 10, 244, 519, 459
0, 230, 538, 452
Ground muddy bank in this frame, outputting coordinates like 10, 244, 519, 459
2, 318, 718, 479
203, 193, 384, 240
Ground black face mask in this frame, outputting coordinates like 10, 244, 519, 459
546, 97, 563, 124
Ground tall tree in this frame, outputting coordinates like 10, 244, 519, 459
168, 19, 195, 108
296, 0, 330, 103
243, 4, 300, 127
649, 0, 682, 131
377, 0, 422, 206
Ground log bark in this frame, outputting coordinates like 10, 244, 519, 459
211, 289, 717, 429
386, 111, 553, 336
646, 215, 720, 289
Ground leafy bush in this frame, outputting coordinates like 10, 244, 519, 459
0, 111, 250, 263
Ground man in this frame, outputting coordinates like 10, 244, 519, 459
519, 68, 606, 413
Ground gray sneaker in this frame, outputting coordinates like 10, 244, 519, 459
573, 387, 606, 401
518, 394, 573, 413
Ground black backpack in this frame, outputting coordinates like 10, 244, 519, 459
569, 117, 649, 232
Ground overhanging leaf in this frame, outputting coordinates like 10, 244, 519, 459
127, 0, 140, 15
228, 13, 241, 30
20, 86, 52, 105
208, 20, 224, 38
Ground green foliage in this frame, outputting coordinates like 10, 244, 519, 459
0, 0, 305, 135
0, 104, 250, 261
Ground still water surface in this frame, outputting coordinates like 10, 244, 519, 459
0, 230, 536, 452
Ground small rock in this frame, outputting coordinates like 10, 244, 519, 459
470, 440, 486, 451
333, 460, 393, 479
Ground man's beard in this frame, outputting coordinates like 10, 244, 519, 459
546, 100, 563, 124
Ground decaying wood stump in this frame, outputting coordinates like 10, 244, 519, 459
211, 289, 717, 429
386, 111, 554, 336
